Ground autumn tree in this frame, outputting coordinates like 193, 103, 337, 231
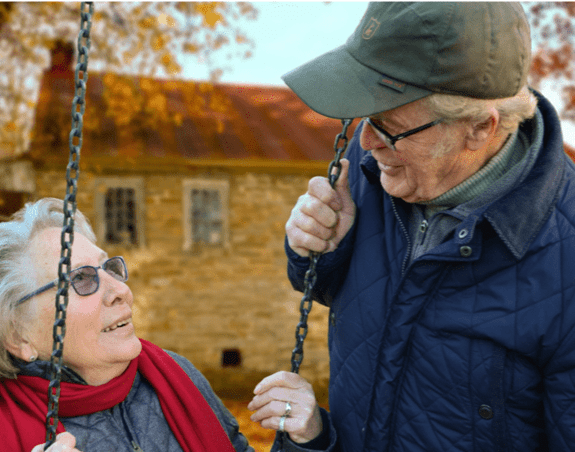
527, 3, 575, 129
0, 2, 257, 157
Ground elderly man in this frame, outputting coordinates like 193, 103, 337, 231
283, 2, 575, 451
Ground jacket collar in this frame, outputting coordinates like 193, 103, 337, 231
483, 91, 566, 259
11, 356, 87, 384
360, 90, 567, 260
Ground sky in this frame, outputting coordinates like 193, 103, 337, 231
182, 2, 369, 86
182, 1, 574, 146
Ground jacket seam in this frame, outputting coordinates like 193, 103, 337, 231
384, 263, 454, 451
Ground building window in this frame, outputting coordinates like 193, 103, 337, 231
221, 349, 242, 367
105, 187, 137, 245
183, 179, 229, 251
95, 178, 145, 247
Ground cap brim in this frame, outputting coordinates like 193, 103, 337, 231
282, 45, 432, 119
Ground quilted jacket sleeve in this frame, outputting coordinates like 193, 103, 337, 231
166, 350, 254, 451
166, 351, 338, 451
286, 128, 365, 307
286, 228, 356, 307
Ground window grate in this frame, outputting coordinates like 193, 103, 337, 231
105, 188, 138, 245
191, 188, 223, 245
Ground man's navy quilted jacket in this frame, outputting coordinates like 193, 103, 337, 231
287, 92, 575, 451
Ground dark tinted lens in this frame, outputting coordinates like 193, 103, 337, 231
70, 266, 99, 295
103, 257, 127, 282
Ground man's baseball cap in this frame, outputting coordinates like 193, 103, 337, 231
282, 2, 531, 119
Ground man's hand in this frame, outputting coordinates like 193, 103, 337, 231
286, 159, 355, 257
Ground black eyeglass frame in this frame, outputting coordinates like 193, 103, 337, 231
364, 117, 443, 151
15, 256, 128, 306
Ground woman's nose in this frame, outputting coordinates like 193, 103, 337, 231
101, 271, 132, 306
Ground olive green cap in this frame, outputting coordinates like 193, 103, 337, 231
282, 2, 531, 119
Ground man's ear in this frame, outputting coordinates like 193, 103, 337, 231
465, 108, 500, 151
3, 329, 36, 362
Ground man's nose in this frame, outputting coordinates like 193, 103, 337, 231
360, 120, 389, 151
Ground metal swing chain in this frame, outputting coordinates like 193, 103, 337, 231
290, 118, 352, 374
279, 119, 352, 450
44, 3, 93, 449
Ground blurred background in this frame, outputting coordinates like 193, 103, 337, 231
0, 2, 573, 450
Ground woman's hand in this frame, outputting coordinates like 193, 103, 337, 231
31, 432, 81, 452
248, 371, 323, 444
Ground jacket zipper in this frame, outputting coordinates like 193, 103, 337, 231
118, 403, 145, 452
390, 197, 411, 275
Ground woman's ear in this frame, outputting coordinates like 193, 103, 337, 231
3, 329, 36, 362
465, 108, 500, 151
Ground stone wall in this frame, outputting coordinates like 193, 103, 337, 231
35, 161, 332, 402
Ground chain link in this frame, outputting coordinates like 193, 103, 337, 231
280, 118, 352, 450
290, 119, 352, 374
44, 3, 93, 449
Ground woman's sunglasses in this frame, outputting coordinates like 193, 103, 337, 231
16, 256, 128, 306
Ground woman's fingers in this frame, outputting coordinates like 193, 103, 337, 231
31, 432, 79, 452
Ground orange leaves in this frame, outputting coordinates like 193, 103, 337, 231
3, 122, 17, 133
157, 13, 176, 28
0, 1, 258, 157
139, 13, 176, 30
221, 399, 275, 452
531, 44, 574, 83
138, 16, 156, 30
102, 74, 141, 128
183, 43, 200, 54
152, 34, 168, 52
194, 2, 224, 28
160, 52, 181, 75
529, 2, 575, 121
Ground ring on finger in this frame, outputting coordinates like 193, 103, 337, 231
283, 401, 292, 417
279, 414, 287, 432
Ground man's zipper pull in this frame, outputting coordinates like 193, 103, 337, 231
132, 441, 144, 452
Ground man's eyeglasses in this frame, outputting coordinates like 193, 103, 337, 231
16, 256, 128, 306
364, 117, 443, 151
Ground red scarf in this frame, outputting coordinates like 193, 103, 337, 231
0, 339, 235, 452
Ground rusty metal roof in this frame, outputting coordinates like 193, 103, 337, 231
29, 67, 359, 164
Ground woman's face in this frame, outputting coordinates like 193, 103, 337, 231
25, 227, 142, 385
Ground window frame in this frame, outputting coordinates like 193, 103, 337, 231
94, 177, 146, 248
182, 179, 230, 251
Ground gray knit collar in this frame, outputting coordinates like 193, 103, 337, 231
422, 112, 543, 219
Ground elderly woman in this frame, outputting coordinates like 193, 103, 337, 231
0, 198, 335, 452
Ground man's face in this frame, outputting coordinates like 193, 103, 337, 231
360, 99, 475, 203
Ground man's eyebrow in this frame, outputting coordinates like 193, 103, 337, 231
371, 114, 403, 129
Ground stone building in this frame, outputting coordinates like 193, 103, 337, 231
0, 43, 358, 401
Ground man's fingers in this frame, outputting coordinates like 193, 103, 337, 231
307, 176, 342, 212
254, 371, 306, 394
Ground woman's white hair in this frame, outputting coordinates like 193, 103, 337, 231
0, 197, 96, 379
424, 85, 538, 134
